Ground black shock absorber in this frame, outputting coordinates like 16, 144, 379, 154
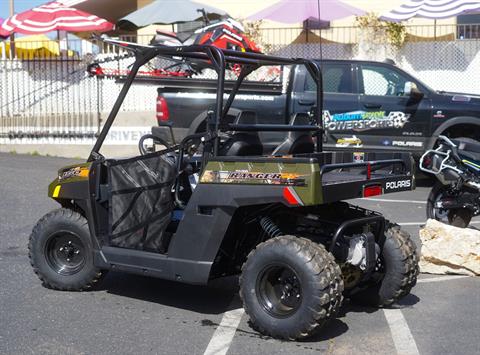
260, 216, 282, 239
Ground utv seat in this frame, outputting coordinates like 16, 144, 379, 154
219, 111, 263, 156
271, 113, 315, 156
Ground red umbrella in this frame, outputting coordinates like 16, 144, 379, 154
0, 1, 113, 37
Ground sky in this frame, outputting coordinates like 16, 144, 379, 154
0, 0, 46, 19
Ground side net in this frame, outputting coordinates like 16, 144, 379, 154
108, 152, 176, 253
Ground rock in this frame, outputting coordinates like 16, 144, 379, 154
419, 219, 480, 276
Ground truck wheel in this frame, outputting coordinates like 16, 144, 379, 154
239, 236, 344, 340
349, 225, 419, 306
28, 208, 105, 291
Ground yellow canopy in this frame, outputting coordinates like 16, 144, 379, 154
0, 34, 74, 59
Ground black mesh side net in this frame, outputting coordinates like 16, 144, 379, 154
108, 152, 176, 253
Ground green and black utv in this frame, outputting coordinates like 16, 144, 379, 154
29, 38, 418, 340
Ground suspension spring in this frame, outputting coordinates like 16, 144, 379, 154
260, 216, 282, 239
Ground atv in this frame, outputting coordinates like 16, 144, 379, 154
29, 38, 419, 340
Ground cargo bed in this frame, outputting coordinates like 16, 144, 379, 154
309, 151, 414, 202
210, 151, 414, 204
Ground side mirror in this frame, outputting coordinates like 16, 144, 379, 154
404, 81, 423, 100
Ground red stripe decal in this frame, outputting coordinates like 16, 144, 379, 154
283, 187, 302, 206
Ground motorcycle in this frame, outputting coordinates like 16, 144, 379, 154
419, 136, 480, 227
88, 14, 261, 79
150, 13, 261, 75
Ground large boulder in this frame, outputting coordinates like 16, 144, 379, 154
419, 219, 480, 276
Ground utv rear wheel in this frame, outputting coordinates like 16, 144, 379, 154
28, 208, 104, 291
239, 236, 344, 340
349, 225, 419, 307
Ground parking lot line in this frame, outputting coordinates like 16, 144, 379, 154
203, 307, 244, 355
360, 198, 426, 204
417, 275, 470, 283
383, 309, 420, 355
398, 221, 480, 226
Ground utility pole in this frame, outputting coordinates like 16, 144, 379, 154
9, 0, 15, 58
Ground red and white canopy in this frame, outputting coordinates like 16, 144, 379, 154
0, 1, 113, 37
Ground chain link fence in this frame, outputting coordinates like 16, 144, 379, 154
0, 57, 99, 141
1, 24, 480, 141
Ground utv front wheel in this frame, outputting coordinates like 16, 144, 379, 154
28, 208, 104, 291
349, 224, 419, 307
239, 236, 344, 340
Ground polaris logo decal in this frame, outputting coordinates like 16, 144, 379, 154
385, 180, 411, 190
392, 140, 423, 147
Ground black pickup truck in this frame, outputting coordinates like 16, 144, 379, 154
155, 59, 480, 156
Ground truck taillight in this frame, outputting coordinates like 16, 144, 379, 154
363, 185, 383, 198
156, 95, 170, 122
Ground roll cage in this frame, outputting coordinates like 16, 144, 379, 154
87, 37, 324, 162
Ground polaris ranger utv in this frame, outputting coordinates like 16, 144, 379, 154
29, 38, 418, 340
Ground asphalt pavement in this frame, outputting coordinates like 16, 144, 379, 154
0, 153, 479, 355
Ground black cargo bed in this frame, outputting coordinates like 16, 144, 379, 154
313, 152, 414, 203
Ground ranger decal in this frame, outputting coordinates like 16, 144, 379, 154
200, 170, 306, 186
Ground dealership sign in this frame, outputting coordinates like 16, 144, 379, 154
0, 127, 151, 145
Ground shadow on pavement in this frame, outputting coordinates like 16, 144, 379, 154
340, 293, 420, 312
299, 318, 349, 343
95, 271, 420, 344
394, 293, 421, 308
98, 271, 240, 315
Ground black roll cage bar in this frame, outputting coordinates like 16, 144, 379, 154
87, 37, 324, 162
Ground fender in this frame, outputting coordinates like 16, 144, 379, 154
48, 162, 92, 201
427, 116, 480, 150
187, 107, 242, 136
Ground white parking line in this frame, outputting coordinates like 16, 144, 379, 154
203, 307, 244, 355
398, 221, 480, 226
383, 308, 420, 355
417, 275, 470, 283
360, 198, 427, 204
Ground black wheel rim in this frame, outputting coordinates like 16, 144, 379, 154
45, 232, 86, 275
256, 264, 302, 318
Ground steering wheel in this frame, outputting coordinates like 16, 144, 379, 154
138, 134, 172, 155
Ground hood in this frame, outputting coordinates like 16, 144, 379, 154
436, 90, 480, 103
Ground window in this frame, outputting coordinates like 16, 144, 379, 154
305, 64, 353, 93
176, 21, 203, 33
360, 65, 410, 96
457, 14, 480, 39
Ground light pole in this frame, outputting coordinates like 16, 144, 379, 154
9, 0, 15, 58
